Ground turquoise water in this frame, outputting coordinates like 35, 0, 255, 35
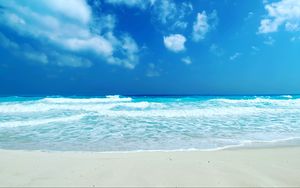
1, 95, 300, 152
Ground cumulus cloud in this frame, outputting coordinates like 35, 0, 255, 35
107, 35, 139, 69
105, 0, 193, 30
192, 10, 218, 42
43, 0, 92, 24
163, 34, 186, 52
258, 0, 300, 34
153, 0, 177, 24
0, 0, 140, 68
152, 1, 193, 30
0, 32, 93, 67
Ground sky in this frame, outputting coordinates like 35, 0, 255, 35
0, 0, 300, 96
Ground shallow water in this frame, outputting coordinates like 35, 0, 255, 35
0, 95, 300, 152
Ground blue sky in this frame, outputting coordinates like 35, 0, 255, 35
0, 0, 300, 95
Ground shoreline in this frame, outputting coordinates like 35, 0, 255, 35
2, 136, 300, 154
1, 146, 300, 187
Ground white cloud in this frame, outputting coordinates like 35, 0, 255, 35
259, 18, 281, 33
163, 34, 186, 52
107, 0, 180, 23
209, 43, 224, 56
181, 56, 192, 65
153, 1, 193, 30
264, 36, 275, 45
154, 0, 177, 24
192, 10, 218, 42
24, 52, 49, 64
105, 0, 193, 31
251, 46, 260, 51
285, 22, 300, 31
250, 46, 260, 55
51, 51, 92, 68
0, 0, 140, 69
229, 52, 241, 61
61, 37, 113, 56
258, 0, 300, 34
290, 36, 300, 41
107, 35, 139, 69
0, 32, 47, 65
173, 21, 188, 29
43, 0, 91, 24
0, 32, 92, 67
245, 12, 254, 21
0, 1, 111, 56
0, 32, 19, 49
146, 63, 160, 77
105, 0, 151, 9
193, 12, 209, 41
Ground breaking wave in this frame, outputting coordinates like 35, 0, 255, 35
0, 95, 300, 152
39, 95, 132, 103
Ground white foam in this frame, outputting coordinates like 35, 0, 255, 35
2, 96, 300, 115
97, 107, 291, 117
210, 97, 300, 106
0, 101, 154, 113
1, 100, 300, 118
111, 102, 150, 109
0, 114, 85, 128
1, 96, 300, 152
282, 95, 293, 99
39, 96, 132, 103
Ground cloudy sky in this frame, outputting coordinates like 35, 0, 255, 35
0, 0, 300, 95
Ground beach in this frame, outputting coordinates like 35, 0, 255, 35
1, 96, 300, 187
1, 147, 300, 187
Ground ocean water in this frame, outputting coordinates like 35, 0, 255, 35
0, 95, 300, 152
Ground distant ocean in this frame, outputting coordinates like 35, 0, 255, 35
1, 95, 300, 152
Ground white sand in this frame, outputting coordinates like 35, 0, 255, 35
0, 147, 300, 187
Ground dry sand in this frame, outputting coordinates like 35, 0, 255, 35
0, 147, 300, 187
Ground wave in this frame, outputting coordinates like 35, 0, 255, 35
1, 96, 300, 151
1, 100, 296, 116
95, 107, 292, 117
0, 101, 163, 113
0, 114, 85, 128
1, 101, 299, 117
209, 97, 300, 106
281, 95, 293, 99
39, 95, 132, 103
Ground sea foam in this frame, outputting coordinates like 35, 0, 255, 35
0, 95, 300, 152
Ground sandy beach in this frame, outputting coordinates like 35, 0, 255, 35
0, 147, 300, 187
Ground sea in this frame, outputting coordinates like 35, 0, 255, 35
1, 95, 300, 152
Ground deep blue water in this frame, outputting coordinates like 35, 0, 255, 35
0, 95, 300, 152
